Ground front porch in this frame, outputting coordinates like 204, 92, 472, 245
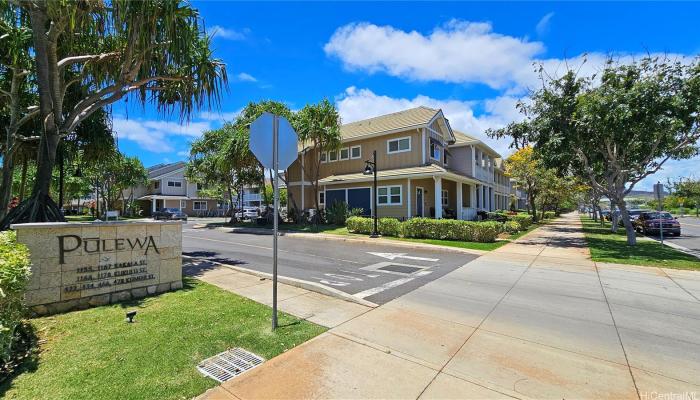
407, 175, 497, 221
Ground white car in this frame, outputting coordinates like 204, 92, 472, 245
235, 207, 259, 219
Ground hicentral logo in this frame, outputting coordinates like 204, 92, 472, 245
57, 235, 160, 264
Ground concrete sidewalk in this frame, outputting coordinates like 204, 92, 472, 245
200, 213, 700, 399
184, 259, 373, 328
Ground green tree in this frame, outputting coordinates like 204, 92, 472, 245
496, 57, 700, 245
1, 0, 227, 228
504, 146, 547, 221
83, 151, 146, 215
293, 99, 342, 215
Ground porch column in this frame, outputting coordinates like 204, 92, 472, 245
490, 187, 495, 211
151, 198, 156, 213
407, 179, 412, 219
456, 182, 463, 220
470, 184, 476, 209
434, 176, 442, 219
301, 152, 305, 210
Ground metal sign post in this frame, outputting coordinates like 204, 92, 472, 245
249, 112, 298, 330
654, 182, 665, 245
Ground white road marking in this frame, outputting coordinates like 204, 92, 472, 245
368, 252, 439, 262
353, 270, 433, 299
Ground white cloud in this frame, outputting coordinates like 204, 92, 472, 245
210, 25, 249, 41
236, 72, 257, 82
113, 117, 213, 153
536, 12, 554, 36
325, 20, 545, 90
325, 20, 690, 93
336, 86, 521, 156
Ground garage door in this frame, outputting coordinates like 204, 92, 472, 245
325, 189, 346, 208
347, 188, 371, 216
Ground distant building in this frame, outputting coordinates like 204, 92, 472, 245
128, 162, 228, 216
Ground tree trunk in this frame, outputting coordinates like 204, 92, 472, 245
0, 151, 15, 221
529, 193, 538, 222
617, 199, 637, 246
19, 157, 28, 202
610, 201, 619, 232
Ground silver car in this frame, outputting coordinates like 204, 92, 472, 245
153, 208, 188, 221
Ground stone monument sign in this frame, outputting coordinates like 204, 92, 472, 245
11, 220, 183, 315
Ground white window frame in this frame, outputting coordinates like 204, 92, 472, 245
180, 200, 187, 209
387, 137, 411, 154
377, 185, 402, 206
320, 151, 328, 163
193, 201, 208, 211
442, 189, 449, 207
154, 181, 160, 189
319, 191, 325, 206
167, 180, 182, 188
328, 149, 338, 162
339, 147, 350, 161
350, 145, 361, 159
430, 141, 442, 161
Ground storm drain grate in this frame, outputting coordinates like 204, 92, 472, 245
197, 348, 265, 383
378, 264, 423, 274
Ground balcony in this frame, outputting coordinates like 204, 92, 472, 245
474, 167, 493, 183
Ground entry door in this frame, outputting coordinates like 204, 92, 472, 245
416, 187, 424, 217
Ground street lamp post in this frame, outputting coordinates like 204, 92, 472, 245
363, 150, 379, 238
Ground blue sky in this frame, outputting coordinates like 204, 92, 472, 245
113, 1, 700, 190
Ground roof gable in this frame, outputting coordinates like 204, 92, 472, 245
340, 106, 439, 141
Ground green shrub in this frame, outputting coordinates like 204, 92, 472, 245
346, 216, 373, 234
543, 211, 556, 219
503, 220, 521, 234
0, 231, 32, 364
403, 218, 500, 242
378, 218, 402, 237
512, 214, 533, 229
325, 201, 350, 225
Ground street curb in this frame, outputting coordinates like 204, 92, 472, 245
207, 225, 488, 256
182, 255, 378, 308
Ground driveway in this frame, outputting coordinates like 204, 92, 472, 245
201, 213, 700, 399
181, 223, 477, 305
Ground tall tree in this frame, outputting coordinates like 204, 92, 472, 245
504, 146, 548, 222
1, 0, 227, 228
293, 99, 341, 215
495, 57, 700, 245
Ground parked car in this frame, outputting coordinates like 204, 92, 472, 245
634, 211, 681, 236
235, 207, 259, 220
153, 208, 188, 221
617, 209, 648, 226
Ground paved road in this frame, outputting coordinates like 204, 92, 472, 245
645, 216, 700, 257
181, 222, 477, 304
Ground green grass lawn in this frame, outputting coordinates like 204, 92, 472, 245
1, 278, 325, 400
580, 216, 700, 270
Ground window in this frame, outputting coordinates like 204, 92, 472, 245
442, 190, 449, 207
196, 183, 203, 190
193, 201, 208, 210
443, 149, 448, 165
377, 185, 402, 205
320, 151, 327, 163
350, 145, 361, 159
430, 142, 441, 160
167, 181, 182, 187
319, 191, 325, 205
154, 181, 160, 189
328, 150, 338, 162
387, 137, 411, 154
180, 200, 187, 209
339, 147, 349, 160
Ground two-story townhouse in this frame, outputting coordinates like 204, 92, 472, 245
130, 162, 227, 216
286, 106, 511, 220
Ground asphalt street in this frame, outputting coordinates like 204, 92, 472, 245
646, 216, 700, 257
181, 222, 477, 304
